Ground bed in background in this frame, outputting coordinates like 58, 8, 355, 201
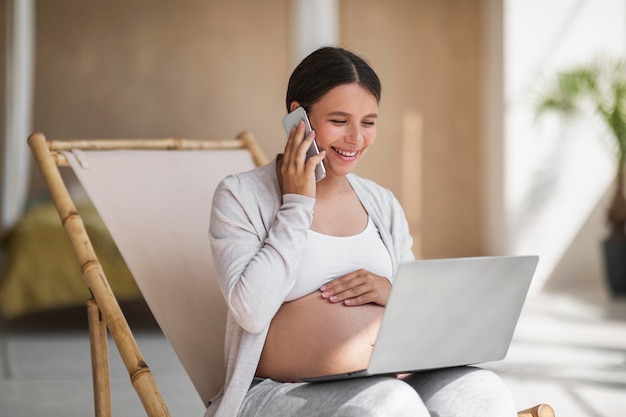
0, 201, 140, 319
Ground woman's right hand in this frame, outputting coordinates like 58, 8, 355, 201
280, 121, 326, 198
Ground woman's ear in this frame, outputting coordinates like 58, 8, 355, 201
289, 101, 301, 113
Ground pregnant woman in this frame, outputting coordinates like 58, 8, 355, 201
207, 46, 518, 417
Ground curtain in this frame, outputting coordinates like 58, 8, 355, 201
2, 0, 34, 233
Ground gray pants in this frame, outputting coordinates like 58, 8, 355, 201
238, 367, 517, 417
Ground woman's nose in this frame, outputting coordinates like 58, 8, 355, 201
346, 124, 363, 144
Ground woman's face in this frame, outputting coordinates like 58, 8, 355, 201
305, 83, 378, 178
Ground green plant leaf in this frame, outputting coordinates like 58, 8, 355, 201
534, 55, 626, 237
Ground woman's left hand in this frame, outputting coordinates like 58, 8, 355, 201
320, 269, 391, 307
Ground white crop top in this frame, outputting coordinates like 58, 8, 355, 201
285, 216, 394, 301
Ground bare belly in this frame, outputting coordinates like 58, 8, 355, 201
256, 291, 384, 382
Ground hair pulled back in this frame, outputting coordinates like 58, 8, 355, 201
285, 46, 381, 113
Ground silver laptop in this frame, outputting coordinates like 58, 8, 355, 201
300, 255, 539, 383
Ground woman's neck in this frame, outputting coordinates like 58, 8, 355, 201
314, 172, 351, 200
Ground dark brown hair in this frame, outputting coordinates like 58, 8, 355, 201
285, 46, 381, 113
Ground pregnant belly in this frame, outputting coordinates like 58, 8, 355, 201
256, 291, 384, 382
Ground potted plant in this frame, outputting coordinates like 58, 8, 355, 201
535, 56, 626, 295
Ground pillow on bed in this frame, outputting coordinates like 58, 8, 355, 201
0, 203, 140, 319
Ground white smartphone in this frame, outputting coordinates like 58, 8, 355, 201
282, 107, 326, 182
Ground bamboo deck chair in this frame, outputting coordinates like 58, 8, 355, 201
28, 131, 554, 417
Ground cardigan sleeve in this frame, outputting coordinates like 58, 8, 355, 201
209, 174, 315, 334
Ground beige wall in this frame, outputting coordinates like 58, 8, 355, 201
33, 0, 290, 141
21, 0, 485, 259
341, 0, 484, 258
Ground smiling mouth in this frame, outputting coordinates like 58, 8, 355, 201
332, 147, 359, 158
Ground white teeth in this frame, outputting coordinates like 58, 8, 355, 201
334, 147, 357, 157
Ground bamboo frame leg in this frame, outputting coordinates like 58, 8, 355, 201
88, 299, 112, 417
29, 132, 171, 417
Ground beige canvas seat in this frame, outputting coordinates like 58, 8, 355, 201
28, 132, 555, 417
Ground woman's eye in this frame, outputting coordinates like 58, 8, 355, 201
330, 119, 347, 125
362, 121, 376, 126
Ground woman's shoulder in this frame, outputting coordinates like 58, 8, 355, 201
213, 159, 280, 215
218, 158, 277, 193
